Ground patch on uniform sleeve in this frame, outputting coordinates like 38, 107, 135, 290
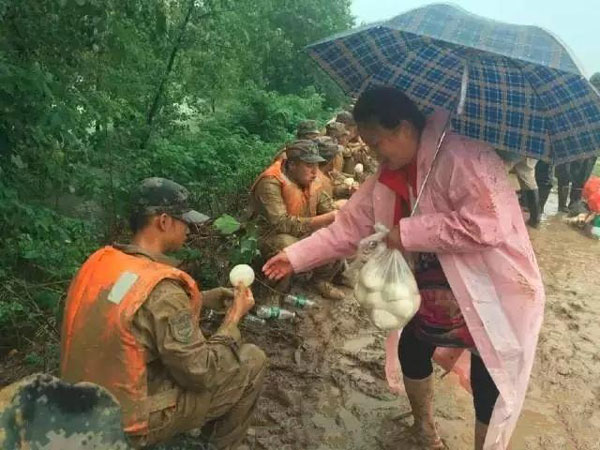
168, 310, 194, 343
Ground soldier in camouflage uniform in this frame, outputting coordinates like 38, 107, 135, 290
251, 141, 344, 301
296, 120, 321, 140
335, 111, 378, 177
60, 178, 267, 450
272, 120, 322, 163
314, 136, 356, 202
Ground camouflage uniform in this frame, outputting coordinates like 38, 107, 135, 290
251, 142, 341, 295
314, 136, 353, 200
296, 120, 321, 139
67, 178, 267, 450
121, 244, 267, 449
326, 122, 360, 175
272, 120, 322, 162
334, 112, 378, 176
0, 374, 131, 449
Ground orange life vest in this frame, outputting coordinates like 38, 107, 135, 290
251, 159, 321, 216
60, 246, 201, 435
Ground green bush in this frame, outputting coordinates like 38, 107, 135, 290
0, 0, 353, 354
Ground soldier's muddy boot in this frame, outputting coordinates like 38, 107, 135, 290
315, 280, 345, 300
403, 375, 445, 450
474, 420, 489, 450
558, 186, 570, 212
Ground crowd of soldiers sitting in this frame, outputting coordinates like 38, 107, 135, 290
249, 111, 377, 302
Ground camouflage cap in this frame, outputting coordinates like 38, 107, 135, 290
326, 121, 350, 138
286, 139, 326, 164
296, 120, 321, 138
313, 136, 342, 161
132, 177, 209, 225
336, 111, 356, 126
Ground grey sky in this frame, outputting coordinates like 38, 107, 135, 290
351, 0, 599, 77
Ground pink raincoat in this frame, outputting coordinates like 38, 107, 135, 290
284, 109, 545, 449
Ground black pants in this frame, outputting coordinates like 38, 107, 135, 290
556, 157, 598, 189
399, 326, 499, 425
535, 161, 553, 190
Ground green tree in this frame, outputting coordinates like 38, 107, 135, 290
0, 0, 354, 351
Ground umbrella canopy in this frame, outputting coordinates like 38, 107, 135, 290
307, 3, 600, 164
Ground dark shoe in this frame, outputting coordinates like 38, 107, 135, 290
558, 186, 570, 212
524, 189, 541, 228
568, 200, 589, 217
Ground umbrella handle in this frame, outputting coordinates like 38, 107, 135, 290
410, 63, 469, 216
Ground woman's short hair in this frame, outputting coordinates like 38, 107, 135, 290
353, 86, 426, 133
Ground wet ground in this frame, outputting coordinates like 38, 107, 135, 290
239, 192, 600, 450
1, 193, 598, 450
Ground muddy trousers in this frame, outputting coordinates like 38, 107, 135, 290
398, 327, 499, 425
131, 344, 268, 449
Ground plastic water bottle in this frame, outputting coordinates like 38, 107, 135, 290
242, 314, 267, 327
255, 306, 296, 320
283, 294, 316, 309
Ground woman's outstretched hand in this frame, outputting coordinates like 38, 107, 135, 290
262, 251, 294, 281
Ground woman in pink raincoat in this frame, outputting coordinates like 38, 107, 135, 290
264, 87, 545, 450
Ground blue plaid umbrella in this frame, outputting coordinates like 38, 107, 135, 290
308, 3, 600, 164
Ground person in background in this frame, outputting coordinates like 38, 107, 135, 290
296, 120, 321, 140
534, 160, 553, 215
500, 153, 541, 227
327, 121, 360, 176
61, 177, 267, 450
314, 136, 356, 205
336, 110, 378, 175
272, 120, 322, 162
250, 140, 344, 301
556, 156, 598, 214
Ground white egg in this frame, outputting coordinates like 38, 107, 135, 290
385, 299, 416, 320
354, 163, 364, 175
229, 264, 255, 287
405, 274, 419, 293
381, 283, 411, 303
364, 291, 384, 308
410, 293, 422, 315
370, 309, 402, 330
359, 269, 386, 291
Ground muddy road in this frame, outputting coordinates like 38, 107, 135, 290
1, 195, 598, 450
241, 196, 600, 450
